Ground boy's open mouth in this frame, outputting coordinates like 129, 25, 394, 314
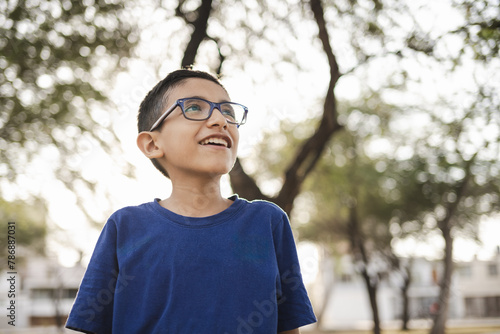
199, 136, 231, 148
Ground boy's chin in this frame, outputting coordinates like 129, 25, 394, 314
189, 164, 230, 177
204, 168, 231, 178
202, 160, 236, 175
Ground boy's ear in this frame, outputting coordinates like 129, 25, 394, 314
137, 131, 164, 159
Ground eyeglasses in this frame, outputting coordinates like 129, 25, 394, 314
149, 97, 248, 131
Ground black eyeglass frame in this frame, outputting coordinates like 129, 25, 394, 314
149, 97, 248, 132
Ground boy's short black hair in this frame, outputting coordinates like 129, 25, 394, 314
137, 69, 226, 178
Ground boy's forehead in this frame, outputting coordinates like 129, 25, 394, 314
167, 78, 229, 102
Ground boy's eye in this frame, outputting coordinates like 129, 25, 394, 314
184, 103, 204, 114
221, 105, 236, 120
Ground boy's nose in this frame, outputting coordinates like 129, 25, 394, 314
207, 107, 228, 128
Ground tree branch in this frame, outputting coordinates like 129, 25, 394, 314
309, 0, 341, 83
229, 158, 270, 202
439, 150, 479, 233
274, 0, 343, 214
206, 36, 226, 76
179, 0, 213, 68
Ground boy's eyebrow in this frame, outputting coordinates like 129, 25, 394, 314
185, 96, 231, 103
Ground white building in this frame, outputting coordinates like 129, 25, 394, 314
312, 248, 500, 330
456, 251, 500, 318
0, 256, 85, 331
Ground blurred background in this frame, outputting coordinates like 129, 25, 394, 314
0, 0, 499, 333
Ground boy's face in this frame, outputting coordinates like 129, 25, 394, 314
152, 78, 240, 180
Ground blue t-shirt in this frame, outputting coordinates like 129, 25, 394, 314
66, 196, 316, 333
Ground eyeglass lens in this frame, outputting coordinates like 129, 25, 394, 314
182, 99, 245, 124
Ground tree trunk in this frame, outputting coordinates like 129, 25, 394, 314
348, 206, 381, 334
229, 158, 270, 202
430, 223, 454, 334
430, 156, 474, 334
360, 268, 381, 334
229, 0, 343, 216
401, 262, 412, 331
176, 0, 213, 68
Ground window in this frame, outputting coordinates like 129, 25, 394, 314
31, 288, 78, 299
62, 288, 78, 299
457, 265, 472, 278
340, 273, 353, 282
488, 264, 498, 277
465, 297, 483, 317
485, 296, 500, 317
465, 297, 500, 317
31, 288, 53, 299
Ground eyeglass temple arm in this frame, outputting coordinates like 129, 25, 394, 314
149, 102, 178, 131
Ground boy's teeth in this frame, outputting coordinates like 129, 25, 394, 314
201, 137, 228, 147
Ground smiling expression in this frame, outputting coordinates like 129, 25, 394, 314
153, 78, 240, 180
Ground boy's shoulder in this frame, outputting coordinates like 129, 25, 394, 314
107, 200, 156, 222
237, 196, 288, 223
239, 197, 285, 213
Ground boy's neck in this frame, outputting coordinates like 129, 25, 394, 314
160, 176, 232, 217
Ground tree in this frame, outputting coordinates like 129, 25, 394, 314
0, 0, 137, 207
293, 99, 401, 333
251, 93, 401, 332
384, 1, 500, 332
226, 0, 344, 215
391, 256, 413, 331
0, 198, 47, 271
390, 105, 500, 334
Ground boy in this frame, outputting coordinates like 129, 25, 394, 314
66, 69, 316, 333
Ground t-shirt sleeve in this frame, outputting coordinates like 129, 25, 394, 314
273, 213, 317, 332
65, 219, 119, 334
